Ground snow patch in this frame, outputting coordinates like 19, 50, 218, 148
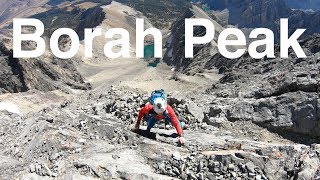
0, 101, 22, 115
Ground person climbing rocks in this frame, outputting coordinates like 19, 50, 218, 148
133, 89, 186, 144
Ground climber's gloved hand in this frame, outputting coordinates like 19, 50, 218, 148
178, 135, 185, 145
131, 124, 139, 133
135, 123, 140, 131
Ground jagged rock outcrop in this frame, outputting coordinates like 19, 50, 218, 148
286, 0, 320, 11
199, 34, 320, 138
0, 0, 48, 28
31, 6, 106, 40
164, 5, 228, 75
200, 0, 320, 38
0, 2, 107, 94
117, 0, 191, 29
0, 43, 90, 94
201, 0, 289, 27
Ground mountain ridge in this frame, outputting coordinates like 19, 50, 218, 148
199, 0, 320, 39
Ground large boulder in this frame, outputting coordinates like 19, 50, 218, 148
202, 35, 320, 138
252, 92, 320, 136
185, 101, 204, 122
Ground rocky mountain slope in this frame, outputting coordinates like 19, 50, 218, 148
1, 86, 319, 179
164, 5, 230, 75
0, 0, 191, 93
31, 5, 106, 40
116, 0, 190, 29
0, 0, 190, 32
0, 41, 90, 94
164, 5, 320, 139
0, 0, 49, 29
287, 0, 320, 11
203, 34, 320, 139
0, 0, 108, 94
199, 0, 320, 39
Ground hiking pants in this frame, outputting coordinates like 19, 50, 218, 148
146, 112, 183, 130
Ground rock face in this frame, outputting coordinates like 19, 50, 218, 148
199, 34, 320, 138
0, 43, 90, 94
164, 5, 228, 75
164, 3, 320, 138
286, 0, 320, 11
0, 1, 104, 94
31, 5, 106, 40
0, 0, 190, 31
200, 0, 320, 38
0, 0, 48, 28
117, 0, 191, 29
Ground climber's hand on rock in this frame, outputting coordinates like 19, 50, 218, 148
130, 124, 139, 132
134, 124, 140, 132
178, 136, 185, 145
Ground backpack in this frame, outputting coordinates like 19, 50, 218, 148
150, 89, 166, 105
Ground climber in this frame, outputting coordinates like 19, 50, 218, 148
133, 89, 186, 144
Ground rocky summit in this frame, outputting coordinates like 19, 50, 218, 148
0, 0, 319, 180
